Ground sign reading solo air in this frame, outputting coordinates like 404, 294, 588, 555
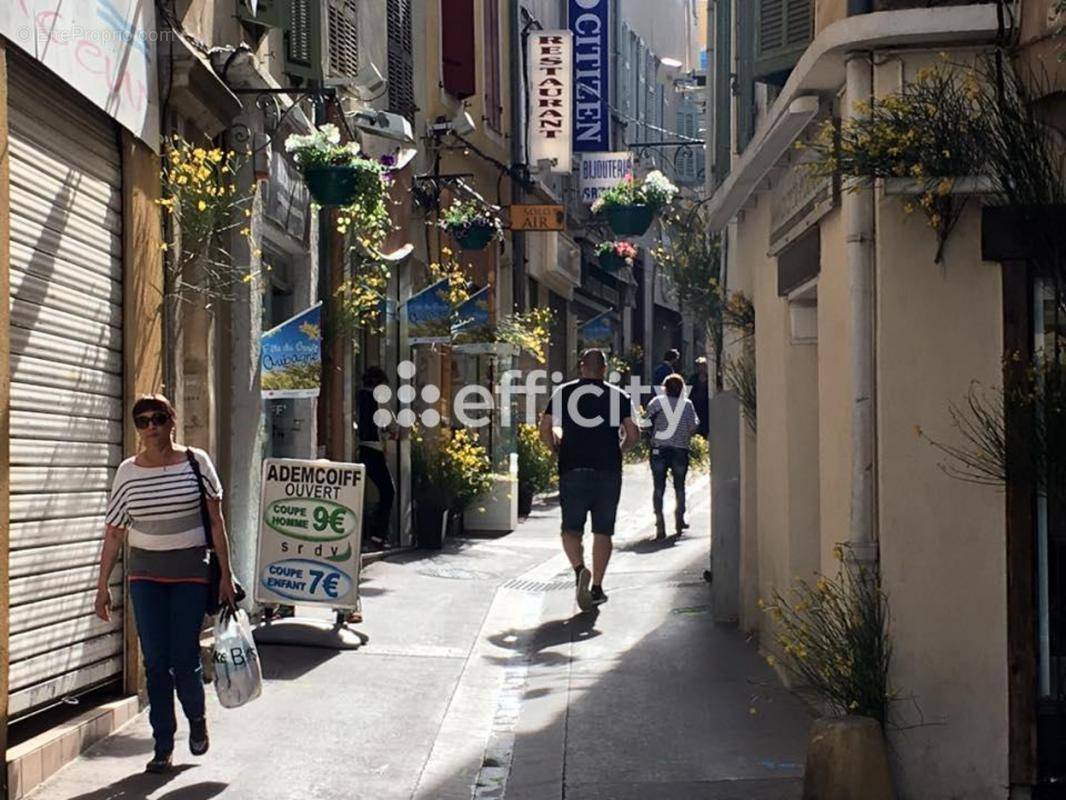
569, 0, 610, 152
528, 30, 573, 173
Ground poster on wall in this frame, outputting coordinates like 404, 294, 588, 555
405, 278, 454, 344
254, 459, 365, 611
569, 0, 610, 152
261, 303, 322, 399
452, 286, 493, 343
578, 312, 617, 352
527, 30, 573, 173
0, 0, 161, 150
579, 151, 634, 204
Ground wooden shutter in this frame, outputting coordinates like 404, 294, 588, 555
484, 0, 502, 131
442, 0, 476, 100
736, 0, 756, 151
755, 0, 813, 84
387, 0, 416, 121
285, 0, 324, 81
712, 0, 731, 186
327, 0, 359, 80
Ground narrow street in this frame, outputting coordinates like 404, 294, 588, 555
27, 467, 810, 800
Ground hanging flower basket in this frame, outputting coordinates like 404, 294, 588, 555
596, 240, 639, 272
604, 204, 655, 237
454, 222, 498, 251
303, 165, 369, 207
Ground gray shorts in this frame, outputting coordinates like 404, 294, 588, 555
559, 468, 623, 536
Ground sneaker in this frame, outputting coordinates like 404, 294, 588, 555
590, 585, 608, 606
189, 717, 209, 756
575, 566, 593, 611
145, 750, 173, 773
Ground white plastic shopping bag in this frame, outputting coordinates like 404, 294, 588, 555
211, 608, 262, 709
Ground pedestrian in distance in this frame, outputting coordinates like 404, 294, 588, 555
689, 356, 711, 440
540, 348, 640, 611
95, 394, 237, 774
645, 374, 700, 539
357, 365, 398, 549
652, 348, 680, 387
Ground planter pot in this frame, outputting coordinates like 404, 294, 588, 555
446, 510, 464, 540
604, 204, 655, 237
415, 505, 448, 550
303, 165, 373, 206
802, 716, 894, 800
598, 250, 629, 272
453, 222, 497, 251
517, 485, 534, 517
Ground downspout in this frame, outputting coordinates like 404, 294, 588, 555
844, 52, 878, 563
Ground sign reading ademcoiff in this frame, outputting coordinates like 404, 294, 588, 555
254, 459, 366, 610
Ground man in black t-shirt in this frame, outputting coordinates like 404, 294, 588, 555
539, 349, 640, 611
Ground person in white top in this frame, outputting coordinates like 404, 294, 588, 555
644, 374, 700, 539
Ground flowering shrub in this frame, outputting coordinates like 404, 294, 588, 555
439, 199, 503, 240
412, 427, 494, 513
495, 307, 554, 364
517, 423, 557, 498
157, 135, 258, 298
590, 170, 679, 214
761, 550, 893, 726
595, 240, 639, 265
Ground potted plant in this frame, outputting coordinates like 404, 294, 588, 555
284, 123, 387, 207
411, 428, 494, 548
596, 240, 639, 272
591, 170, 679, 236
440, 199, 503, 251
516, 424, 556, 517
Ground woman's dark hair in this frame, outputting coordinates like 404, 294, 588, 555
663, 374, 685, 398
132, 393, 176, 421
362, 366, 387, 387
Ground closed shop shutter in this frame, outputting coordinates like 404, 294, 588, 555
6, 55, 125, 718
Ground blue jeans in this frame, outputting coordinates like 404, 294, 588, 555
129, 581, 208, 753
650, 447, 689, 521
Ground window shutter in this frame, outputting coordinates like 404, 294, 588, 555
327, 0, 359, 80
484, 0, 502, 131
755, 0, 813, 84
238, 0, 286, 28
441, 0, 476, 100
736, 0, 756, 151
636, 40, 646, 141
387, 0, 416, 121
712, 0, 731, 186
285, 0, 324, 81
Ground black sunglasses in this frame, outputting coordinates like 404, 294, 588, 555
134, 412, 171, 429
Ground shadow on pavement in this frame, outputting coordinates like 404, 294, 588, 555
63, 764, 196, 800
619, 535, 683, 554
156, 782, 229, 800
258, 644, 342, 680
486, 611, 602, 668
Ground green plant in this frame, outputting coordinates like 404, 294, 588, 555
495, 307, 555, 364
590, 170, 678, 213
439, 199, 503, 240
517, 424, 557, 496
725, 349, 757, 432
412, 428, 494, 514
806, 65, 985, 262
285, 123, 365, 169
689, 434, 710, 470
761, 551, 893, 727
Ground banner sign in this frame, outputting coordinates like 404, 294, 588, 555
579, 151, 634, 205
255, 459, 365, 610
509, 204, 565, 231
528, 30, 573, 174
452, 286, 492, 342
405, 278, 453, 344
578, 312, 617, 351
0, 0, 161, 150
569, 0, 610, 152
261, 303, 322, 399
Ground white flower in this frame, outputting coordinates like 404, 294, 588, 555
284, 132, 313, 152
591, 197, 605, 214
318, 123, 341, 146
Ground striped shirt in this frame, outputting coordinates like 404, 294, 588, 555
646, 395, 700, 450
105, 448, 223, 582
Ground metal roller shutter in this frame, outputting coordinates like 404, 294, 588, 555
7, 55, 125, 718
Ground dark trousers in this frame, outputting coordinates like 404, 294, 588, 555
651, 447, 690, 522
129, 580, 208, 754
360, 446, 395, 536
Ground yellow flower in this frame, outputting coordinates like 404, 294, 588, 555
197, 200, 207, 211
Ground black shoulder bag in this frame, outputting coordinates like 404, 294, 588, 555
186, 449, 245, 612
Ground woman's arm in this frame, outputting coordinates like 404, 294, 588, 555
207, 498, 238, 607
94, 526, 126, 622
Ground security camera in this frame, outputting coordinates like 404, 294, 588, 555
348, 108, 415, 145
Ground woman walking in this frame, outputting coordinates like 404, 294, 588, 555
94, 394, 237, 773
645, 374, 700, 539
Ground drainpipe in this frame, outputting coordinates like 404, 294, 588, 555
844, 52, 878, 564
